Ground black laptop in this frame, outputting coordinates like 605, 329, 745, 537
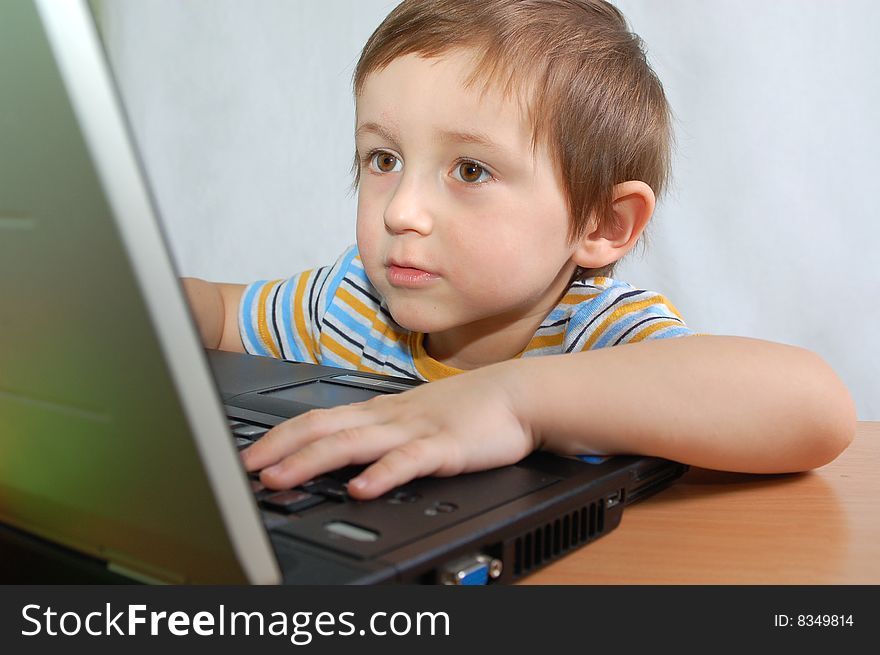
0, 0, 688, 584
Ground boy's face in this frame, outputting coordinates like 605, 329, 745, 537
355, 50, 580, 338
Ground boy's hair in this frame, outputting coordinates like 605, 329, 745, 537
352, 0, 672, 278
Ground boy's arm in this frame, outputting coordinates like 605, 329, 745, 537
180, 278, 246, 352
516, 335, 856, 474
244, 335, 856, 499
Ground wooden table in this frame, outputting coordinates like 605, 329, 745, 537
521, 422, 879, 584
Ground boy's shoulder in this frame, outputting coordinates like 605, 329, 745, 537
319, 244, 400, 331
324, 243, 380, 306
564, 275, 680, 312
546, 275, 692, 351
557, 275, 637, 308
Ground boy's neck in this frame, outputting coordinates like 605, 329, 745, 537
423, 316, 539, 370
422, 265, 577, 370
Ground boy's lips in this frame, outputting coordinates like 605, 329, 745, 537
385, 259, 440, 288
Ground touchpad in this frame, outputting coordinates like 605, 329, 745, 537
227, 374, 420, 420
261, 380, 384, 408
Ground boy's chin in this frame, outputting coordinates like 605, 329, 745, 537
384, 300, 454, 334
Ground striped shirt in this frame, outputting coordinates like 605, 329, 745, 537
239, 244, 695, 381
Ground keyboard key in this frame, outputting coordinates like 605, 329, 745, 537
234, 437, 252, 450
232, 423, 269, 439
261, 490, 324, 514
387, 489, 420, 504
261, 510, 293, 530
301, 477, 349, 501
325, 464, 368, 482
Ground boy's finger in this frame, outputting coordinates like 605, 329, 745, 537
258, 422, 413, 490
347, 438, 450, 500
241, 405, 377, 471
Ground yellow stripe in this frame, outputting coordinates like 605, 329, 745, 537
558, 291, 601, 306
256, 281, 282, 359
627, 319, 684, 343
524, 331, 565, 352
410, 332, 464, 381
337, 287, 404, 342
581, 296, 663, 350
292, 270, 317, 361
319, 332, 379, 373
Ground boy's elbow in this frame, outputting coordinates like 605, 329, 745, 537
797, 348, 857, 470
815, 387, 856, 468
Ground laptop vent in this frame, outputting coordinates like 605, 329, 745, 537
512, 500, 605, 578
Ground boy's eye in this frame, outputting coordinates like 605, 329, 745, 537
370, 151, 402, 173
453, 161, 491, 184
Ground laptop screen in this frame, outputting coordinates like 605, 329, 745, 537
0, 0, 279, 583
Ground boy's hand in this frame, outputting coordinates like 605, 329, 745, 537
240, 361, 536, 500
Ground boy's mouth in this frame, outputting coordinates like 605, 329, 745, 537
385, 260, 440, 288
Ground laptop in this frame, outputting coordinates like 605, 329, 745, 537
0, 0, 688, 584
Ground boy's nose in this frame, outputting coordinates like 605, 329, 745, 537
383, 174, 434, 236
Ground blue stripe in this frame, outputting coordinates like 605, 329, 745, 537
593, 303, 671, 349
241, 281, 270, 356
563, 285, 623, 342
346, 260, 372, 286
319, 347, 349, 369
279, 277, 306, 362
326, 302, 371, 341
325, 304, 412, 371
324, 246, 359, 314
543, 285, 608, 325
648, 325, 695, 340
543, 304, 570, 324
565, 287, 649, 353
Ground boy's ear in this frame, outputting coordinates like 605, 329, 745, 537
570, 181, 655, 271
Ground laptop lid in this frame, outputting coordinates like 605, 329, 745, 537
0, 0, 280, 584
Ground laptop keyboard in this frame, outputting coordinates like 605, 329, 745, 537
228, 418, 362, 524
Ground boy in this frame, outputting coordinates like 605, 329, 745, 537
183, 0, 855, 500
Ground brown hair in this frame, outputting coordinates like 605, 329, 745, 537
352, 0, 672, 278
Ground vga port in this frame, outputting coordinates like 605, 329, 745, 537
438, 554, 503, 585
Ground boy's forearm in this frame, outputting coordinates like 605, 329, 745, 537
509, 336, 856, 473
181, 277, 226, 349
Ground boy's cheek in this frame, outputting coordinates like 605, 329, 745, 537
354, 226, 391, 299
355, 211, 382, 259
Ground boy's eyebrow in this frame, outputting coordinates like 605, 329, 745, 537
355, 122, 510, 156
355, 122, 401, 148
436, 129, 509, 155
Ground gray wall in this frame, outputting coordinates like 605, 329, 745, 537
102, 0, 880, 419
